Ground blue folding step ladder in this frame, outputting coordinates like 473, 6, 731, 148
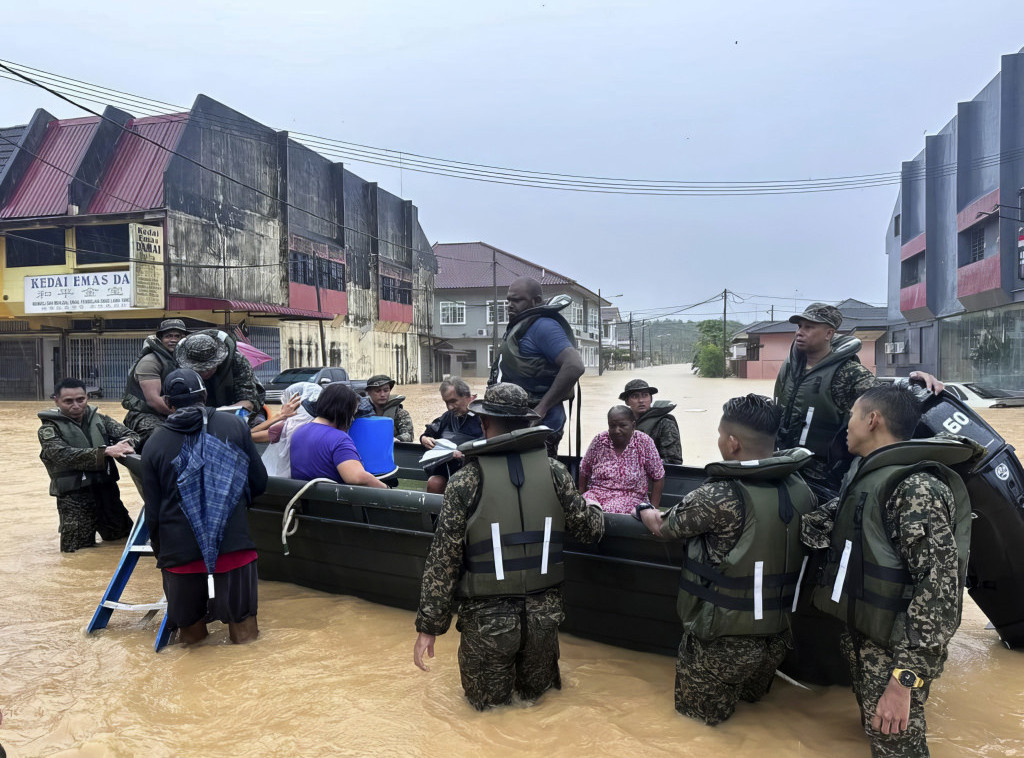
87, 509, 173, 652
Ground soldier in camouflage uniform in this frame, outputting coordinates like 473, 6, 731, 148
122, 318, 187, 446
365, 374, 414, 442
39, 378, 139, 552
804, 384, 980, 757
620, 378, 683, 464
639, 395, 815, 725
175, 329, 266, 427
413, 383, 604, 710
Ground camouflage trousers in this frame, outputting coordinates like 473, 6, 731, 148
122, 411, 162, 450
56, 483, 134, 553
675, 631, 790, 726
455, 593, 564, 710
841, 632, 931, 758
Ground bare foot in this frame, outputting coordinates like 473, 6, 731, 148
179, 619, 209, 645
228, 616, 259, 644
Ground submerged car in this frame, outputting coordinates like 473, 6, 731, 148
944, 382, 1024, 409
264, 367, 367, 403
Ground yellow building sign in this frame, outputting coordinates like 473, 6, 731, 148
130, 223, 164, 308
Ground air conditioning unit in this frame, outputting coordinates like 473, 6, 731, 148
884, 341, 906, 354
477, 329, 488, 336
731, 344, 747, 359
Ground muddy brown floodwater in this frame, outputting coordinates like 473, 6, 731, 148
1, 365, 1022, 756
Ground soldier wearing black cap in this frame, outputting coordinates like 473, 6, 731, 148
413, 383, 604, 710
121, 318, 188, 444
364, 374, 414, 442
620, 378, 683, 464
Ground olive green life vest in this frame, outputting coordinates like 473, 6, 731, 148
635, 400, 676, 437
122, 336, 178, 414
488, 306, 578, 406
374, 395, 406, 420
38, 407, 116, 496
194, 329, 240, 408
456, 427, 566, 598
776, 336, 862, 455
677, 448, 816, 639
811, 437, 974, 648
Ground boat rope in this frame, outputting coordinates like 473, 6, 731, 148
281, 478, 338, 555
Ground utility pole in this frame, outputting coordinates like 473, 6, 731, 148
628, 312, 633, 369
722, 288, 728, 366
491, 247, 499, 365
598, 288, 604, 376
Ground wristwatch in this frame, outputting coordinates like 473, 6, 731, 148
892, 668, 925, 689
635, 502, 656, 521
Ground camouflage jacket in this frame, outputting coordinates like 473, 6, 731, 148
392, 407, 414, 443
801, 471, 961, 679
638, 412, 683, 465
660, 480, 745, 564
38, 410, 139, 485
415, 457, 605, 636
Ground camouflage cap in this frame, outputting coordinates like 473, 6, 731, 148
156, 318, 188, 336
468, 382, 541, 419
789, 303, 842, 330
619, 378, 659, 401
365, 374, 396, 389
175, 332, 229, 374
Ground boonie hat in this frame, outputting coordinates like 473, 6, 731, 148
469, 383, 541, 419
366, 374, 396, 390
156, 318, 188, 337
789, 303, 843, 330
162, 368, 206, 405
176, 332, 230, 374
619, 378, 659, 401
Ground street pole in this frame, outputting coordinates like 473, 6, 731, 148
491, 247, 499, 364
598, 288, 604, 376
722, 288, 728, 366
628, 312, 633, 370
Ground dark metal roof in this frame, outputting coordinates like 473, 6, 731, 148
88, 114, 188, 214
0, 124, 28, 182
433, 241, 574, 289
736, 299, 888, 338
168, 295, 331, 320
0, 116, 99, 219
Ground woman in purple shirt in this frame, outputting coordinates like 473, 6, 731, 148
290, 383, 388, 489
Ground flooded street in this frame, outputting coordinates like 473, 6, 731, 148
1, 364, 1022, 757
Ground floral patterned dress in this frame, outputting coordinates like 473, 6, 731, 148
580, 430, 665, 514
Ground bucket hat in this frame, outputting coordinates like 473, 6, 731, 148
468, 383, 541, 419
619, 378, 659, 402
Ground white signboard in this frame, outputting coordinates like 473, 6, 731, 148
24, 271, 133, 313
130, 223, 165, 308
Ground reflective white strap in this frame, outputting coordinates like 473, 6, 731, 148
540, 517, 552, 575
798, 407, 815, 446
831, 540, 853, 603
491, 523, 505, 581
207, 573, 216, 599
791, 555, 809, 613
753, 561, 764, 621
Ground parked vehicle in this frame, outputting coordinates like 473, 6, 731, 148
878, 377, 1024, 408
263, 367, 368, 403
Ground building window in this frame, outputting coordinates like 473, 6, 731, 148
487, 344, 495, 366
969, 226, 985, 263
76, 224, 130, 265
4, 227, 66, 267
318, 259, 346, 291
440, 301, 466, 325
588, 306, 599, 332
380, 275, 411, 304
289, 252, 315, 286
571, 301, 584, 326
486, 299, 509, 325
900, 253, 925, 287
893, 214, 901, 237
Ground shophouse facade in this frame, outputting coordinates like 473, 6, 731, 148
0, 96, 435, 399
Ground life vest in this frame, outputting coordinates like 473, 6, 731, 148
38, 407, 118, 496
636, 400, 677, 437
122, 336, 178, 414
776, 336, 862, 455
456, 427, 565, 598
193, 329, 240, 408
488, 302, 578, 406
811, 437, 974, 648
373, 395, 407, 420
677, 448, 816, 639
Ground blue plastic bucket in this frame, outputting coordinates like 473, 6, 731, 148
348, 417, 398, 478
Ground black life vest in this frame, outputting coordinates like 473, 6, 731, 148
488, 302, 578, 406
122, 336, 178, 414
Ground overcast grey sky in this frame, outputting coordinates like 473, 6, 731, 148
3, 1, 1024, 322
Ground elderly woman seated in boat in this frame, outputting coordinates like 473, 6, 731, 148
289, 382, 388, 489
419, 377, 483, 494
257, 381, 321, 476
578, 405, 665, 514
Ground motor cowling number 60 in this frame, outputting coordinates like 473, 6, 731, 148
942, 411, 971, 434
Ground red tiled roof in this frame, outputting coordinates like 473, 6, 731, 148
433, 242, 574, 289
0, 116, 99, 218
89, 114, 188, 214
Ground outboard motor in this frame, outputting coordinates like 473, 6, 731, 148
912, 386, 1024, 649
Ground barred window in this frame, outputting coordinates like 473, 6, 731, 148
381, 275, 411, 304
318, 260, 346, 291
970, 226, 985, 263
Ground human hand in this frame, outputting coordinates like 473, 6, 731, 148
452, 450, 464, 460
871, 677, 912, 735
104, 441, 135, 458
909, 371, 944, 395
414, 632, 436, 671
421, 436, 436, 450
279, 394, 302, 419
